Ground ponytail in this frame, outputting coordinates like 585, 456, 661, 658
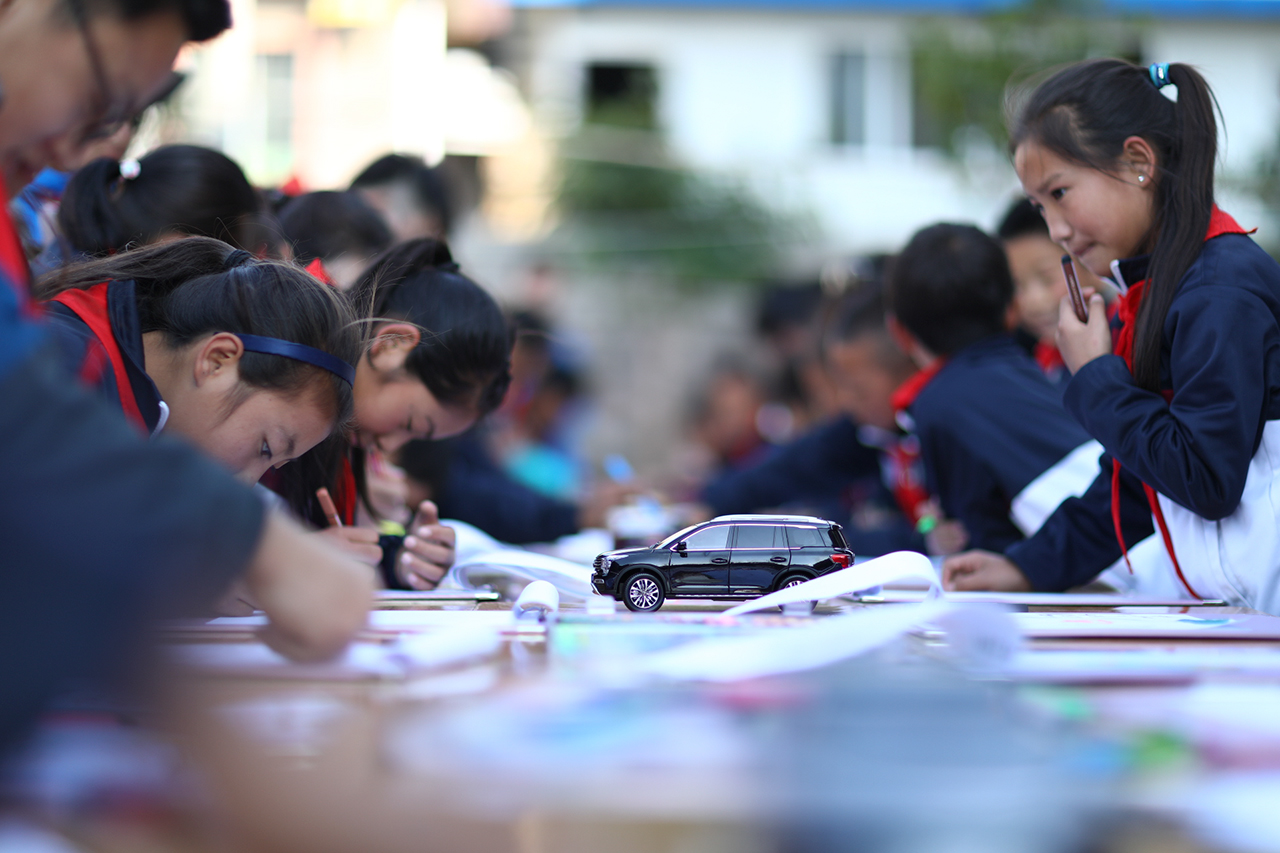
1009, 58, 1219, 392
351, 238, 513, 416
36, 236, 362, 426
59, 145, 264, 257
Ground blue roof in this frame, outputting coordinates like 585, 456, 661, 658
512, 0, 1280, 18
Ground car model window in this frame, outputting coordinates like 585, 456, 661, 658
734, 524, 782, 549
785, 526, 826, 548
682, 525, 731, 550
827, 526, 848, 549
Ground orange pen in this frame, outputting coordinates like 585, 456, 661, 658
316, 487, 342, 528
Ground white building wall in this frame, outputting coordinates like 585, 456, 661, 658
521, 7, 1280, 257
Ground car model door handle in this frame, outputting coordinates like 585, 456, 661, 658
712, 557, 728, 564
770, 556, 787, 563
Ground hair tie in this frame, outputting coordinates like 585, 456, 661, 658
236, 334, 356, 386
223, 249, 254, 270
119, 159, 141, 180
1148, 63, 1171, 89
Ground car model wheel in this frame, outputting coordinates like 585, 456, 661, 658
623, 572, 665, 612
777, 573, 815, 614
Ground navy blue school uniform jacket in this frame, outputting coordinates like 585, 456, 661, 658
44, 281, 167, 435
699, 415, 925, 555
1008, 225, 1280, 594
898, 335, 1101, 554
1, 260, 263, 757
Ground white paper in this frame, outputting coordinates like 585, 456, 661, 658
722, 551, 939, 616
633, 600, 956, 682
857, 590, 1227, 607
512, 580, 559, 621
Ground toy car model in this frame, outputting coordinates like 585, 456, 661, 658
591, 514, 854, 612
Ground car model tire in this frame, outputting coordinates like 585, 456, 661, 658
777, 573, 815, 614
622, 571, 665, 612
777, 573, 811, 591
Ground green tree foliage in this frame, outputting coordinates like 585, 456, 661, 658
554, 65, 798, 285
912, 0, 1141, 154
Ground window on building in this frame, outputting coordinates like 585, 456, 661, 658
254, 53, 294, 181
585, 62, 657, 129
831, 52, 866, 146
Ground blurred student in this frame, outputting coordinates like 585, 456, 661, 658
12, 70, 185, 264
277, 190, 393, 290
36, 238, 361, 483
700, 287, 932, 555
945, 61, 1280, 612
0, 0, 371, 758
886, 223, 1103, 553
350, 153, 453, 242
998, 198, 1110, 388
272, 239, 513, 590
59, 145, 265, 258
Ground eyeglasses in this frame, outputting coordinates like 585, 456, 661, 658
64, 0, 128, 144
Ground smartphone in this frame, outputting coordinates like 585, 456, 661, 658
1061, 254, 1089, 323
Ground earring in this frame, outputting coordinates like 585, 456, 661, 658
1138, 175, 1146, 183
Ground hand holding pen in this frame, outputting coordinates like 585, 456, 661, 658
314, 487, 383, 566
1055, 255, 1112, 374
397, 500, 457, 590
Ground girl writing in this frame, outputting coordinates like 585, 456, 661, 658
944, 59, 1280, 612
36, 237, 362, 485
273, 238, 514, 590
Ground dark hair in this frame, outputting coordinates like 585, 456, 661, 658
278, 191, 393, 265
36, 236, 361, 427
887, 223, 1013, 356
1008, 58, 1217, 392
350, 154, 453, 237
352, 239, 513, 417
60, 145, 262, 257
997, 198, 1050, 242
66, 0, 231, 42
822, 282, 915, 374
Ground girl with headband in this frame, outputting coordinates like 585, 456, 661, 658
36, 237, 362, 485
945, 60, 1280, 613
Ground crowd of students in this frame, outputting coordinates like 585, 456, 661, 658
3, 0, 1279, 777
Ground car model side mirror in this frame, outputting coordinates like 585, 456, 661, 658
675, 540, 687, 552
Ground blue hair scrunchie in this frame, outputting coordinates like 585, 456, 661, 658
1148, 63, 1171, 89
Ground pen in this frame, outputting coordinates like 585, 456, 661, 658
1061, 254, 1089, 323
316, 487, 342, 528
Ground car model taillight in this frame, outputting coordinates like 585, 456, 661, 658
831, 553, 852, 568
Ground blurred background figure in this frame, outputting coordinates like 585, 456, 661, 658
350, 153, 455, 243
278, 190, 394, 289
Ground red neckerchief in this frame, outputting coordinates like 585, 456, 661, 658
885, 438, 929, 524
1109, 206, 1253, 598
0, 175, 36, 315
49, 282, 148, 433
1033, 341, 1065, 375
305, 257, 337, 287
889, 362, 946, 524
334, 452, 359, 526
889, 360, 946, 413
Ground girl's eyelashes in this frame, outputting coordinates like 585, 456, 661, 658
1050, 187, 1066, 200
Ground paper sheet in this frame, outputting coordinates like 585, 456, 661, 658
1013, 612, 1280, 639
857, 590, 1226, 607
632, 600, 957, 682
722, 551, 939, 616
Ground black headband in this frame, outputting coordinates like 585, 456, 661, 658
237, 334, 356, 386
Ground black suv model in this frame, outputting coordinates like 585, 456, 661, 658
591, 514, 854, 612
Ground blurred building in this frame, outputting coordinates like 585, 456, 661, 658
510, 0, 1280, 255
176, 0, 529, 190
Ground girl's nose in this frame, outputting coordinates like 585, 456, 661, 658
1044, 210, 1072, 246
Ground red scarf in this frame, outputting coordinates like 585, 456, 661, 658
1109, 207, 1252, 598
1034, 341, 1065, 376
0, 175, 35, 314
50, 282, 148, 433
889, 361, 946, 523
